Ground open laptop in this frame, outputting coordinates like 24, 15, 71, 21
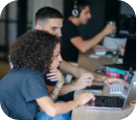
86, 72, 135, 110
109, 67, 134, 98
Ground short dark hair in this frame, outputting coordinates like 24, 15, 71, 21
9, 30, 60, 74
77, 1, 91, 13
70, 0, 91, 16
35, 6, 63, 25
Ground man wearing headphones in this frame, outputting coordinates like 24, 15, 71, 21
61, 0, 116, 62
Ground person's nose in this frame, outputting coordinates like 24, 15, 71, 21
58, 54, 62, 62
88, 13, 92, 19
57, 29, 62, 37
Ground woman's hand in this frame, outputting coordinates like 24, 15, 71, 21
76, 92, 95, 106
46, 69, 64, 84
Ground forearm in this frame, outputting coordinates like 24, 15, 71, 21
50, 82, 63, 100
40, 99, 80, 116
60, 60, 78, 77
40, 82, 64, 112
91, 72, 107, 82
53, 100, 79, 115
36, 96, 80, 117
60, 82, 78, 95
82, 31, 105, 52
76, 67, 107, 82
74, 67, 89, 78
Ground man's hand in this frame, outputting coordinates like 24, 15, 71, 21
104, 77, 130, 89
93, 45, 106, 51
76, 92, 95, 106
46, 69, 64, 84
74, 73, 94, 90
103, 23, 116, 36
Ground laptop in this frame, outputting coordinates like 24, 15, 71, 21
109, 83, 127, 98
109, 67, 134, 98
86, 72, 135, 110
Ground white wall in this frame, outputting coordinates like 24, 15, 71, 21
53, 0, 64, 14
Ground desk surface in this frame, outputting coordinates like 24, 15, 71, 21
71, 50, 135, 120
78, 50, 118, 72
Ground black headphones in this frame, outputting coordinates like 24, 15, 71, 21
72, 0, 80, 17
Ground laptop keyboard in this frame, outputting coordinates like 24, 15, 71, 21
101, 96, 124, 108
110, 84, 127, 97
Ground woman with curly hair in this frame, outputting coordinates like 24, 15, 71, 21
0, 30, 95, 120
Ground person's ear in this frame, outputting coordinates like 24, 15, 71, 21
35, 24, 43, 30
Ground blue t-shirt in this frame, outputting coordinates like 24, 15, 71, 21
0, 66, 49, 120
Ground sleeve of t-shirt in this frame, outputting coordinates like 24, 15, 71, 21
23, 72, 50, 102
63, 22, 80, 40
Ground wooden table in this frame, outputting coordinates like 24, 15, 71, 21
78, 49, 118, 72
71, 49, 135, 120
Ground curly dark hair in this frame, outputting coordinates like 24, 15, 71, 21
9, 30, 60, 74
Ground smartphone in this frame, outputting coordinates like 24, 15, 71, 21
95, 68, 106, 73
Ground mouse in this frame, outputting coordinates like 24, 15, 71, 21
105, 51, 114, 57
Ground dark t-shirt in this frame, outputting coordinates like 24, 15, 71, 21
61, 20, 80, 62
0, 66, 49, 120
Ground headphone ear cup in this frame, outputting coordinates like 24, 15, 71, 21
72, 8, 79, 17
